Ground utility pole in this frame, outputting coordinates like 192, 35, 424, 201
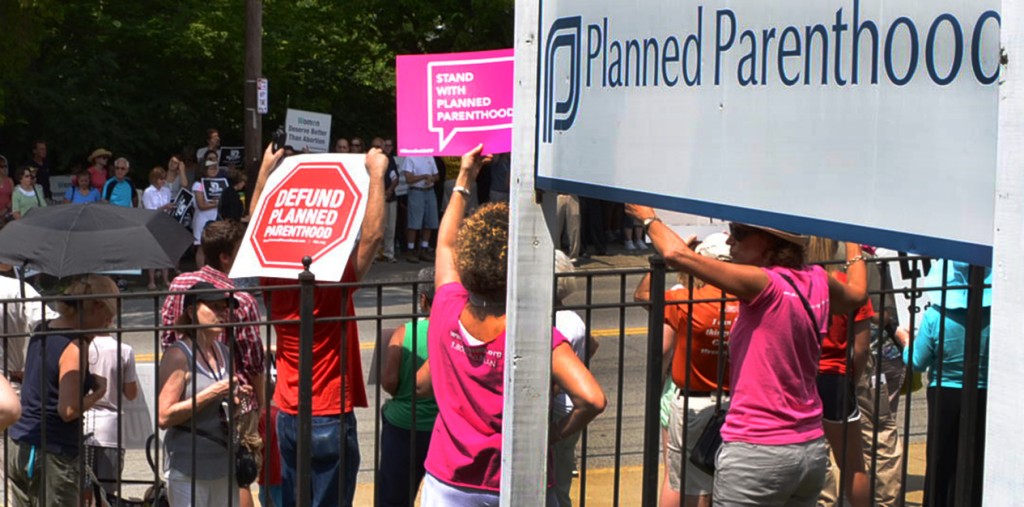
244, 0, 263, 189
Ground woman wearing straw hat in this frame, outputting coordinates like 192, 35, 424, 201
626, 205, 868, 507
86, 149, 113, 191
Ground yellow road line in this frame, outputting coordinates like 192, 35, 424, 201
135, 327, 650, 362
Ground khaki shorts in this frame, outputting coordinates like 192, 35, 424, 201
667, 393, 728, 495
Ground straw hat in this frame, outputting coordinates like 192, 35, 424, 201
737, 223, 810, 247
88, 148, 113, 162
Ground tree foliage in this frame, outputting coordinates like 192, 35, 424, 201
0, 0, 513, 174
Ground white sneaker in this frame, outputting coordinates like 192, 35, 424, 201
624, 239, 637, 251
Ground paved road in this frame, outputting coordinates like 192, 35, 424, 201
99, 250, 927, 502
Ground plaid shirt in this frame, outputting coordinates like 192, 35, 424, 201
160, 266, 265, 414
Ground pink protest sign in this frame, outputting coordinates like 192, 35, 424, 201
397, 49, 514, 156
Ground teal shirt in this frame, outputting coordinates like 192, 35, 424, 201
381, 319, 439, 431
904, 306, 990, 389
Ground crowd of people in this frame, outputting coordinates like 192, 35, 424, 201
0, 136, 992, 507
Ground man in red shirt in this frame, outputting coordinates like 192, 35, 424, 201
250, 143, 387, 507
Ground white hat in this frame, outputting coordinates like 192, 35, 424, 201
695, 232, 732, 261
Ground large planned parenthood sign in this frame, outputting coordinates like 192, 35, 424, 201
535, 0, 1000, 265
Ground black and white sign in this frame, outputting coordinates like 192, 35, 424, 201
219, 146, 244, 169
169, 188, 195, 226
202, 178, 229, 201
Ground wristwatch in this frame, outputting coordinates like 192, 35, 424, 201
453, 185, 470, 197
642, 216, 662, 233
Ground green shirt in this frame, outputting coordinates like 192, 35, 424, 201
381, 319, 439, 431
11, 185, 46, 217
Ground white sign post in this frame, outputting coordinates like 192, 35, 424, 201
535, 0, 1000, 265
986, 0, 1023, 500
284, 108, 333, 153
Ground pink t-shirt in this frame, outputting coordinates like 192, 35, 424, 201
720, 265, 829, 445
424, 282, 567, 491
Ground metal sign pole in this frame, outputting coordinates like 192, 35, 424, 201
986, 1, 1024, 500
502, 0, 555, 505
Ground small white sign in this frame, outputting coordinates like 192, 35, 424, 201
257, 78, 269, 115
284, 108, 333, 154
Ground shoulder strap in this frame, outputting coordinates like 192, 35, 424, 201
778, 273, 824, 343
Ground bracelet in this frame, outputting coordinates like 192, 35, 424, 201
844, 255, 864, 270
453, 185, 470, 197
642, 216, 662, 233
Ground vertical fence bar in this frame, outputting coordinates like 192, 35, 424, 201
641, 257, 666, 507
612, 275, 626, 506
374, 283, 384, 502
579, 273, 594, 507
954, 265, 986, 506
898, 259, 921, 507
409, 281, 421, 507
262, 288, 274, 502
297, 257, 315, 506
152, 294, 163, 503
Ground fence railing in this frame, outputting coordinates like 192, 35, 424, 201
0, 254, 990, 506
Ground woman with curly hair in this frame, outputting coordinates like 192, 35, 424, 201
415, 145, 606, 506
625, 205, 868, 507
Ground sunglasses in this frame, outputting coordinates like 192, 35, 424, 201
728, 224, 758, 242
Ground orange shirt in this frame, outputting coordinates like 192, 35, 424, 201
664, 284, 739, 392
819, 271, 875, 375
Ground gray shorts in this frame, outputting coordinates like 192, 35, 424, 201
713, 437, 828, 507
407, 188, 439, 230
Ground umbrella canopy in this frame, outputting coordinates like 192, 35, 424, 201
0, 203, 193, 277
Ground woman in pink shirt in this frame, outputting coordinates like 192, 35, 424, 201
626, 205, 867, 507
416, 145, 606, 506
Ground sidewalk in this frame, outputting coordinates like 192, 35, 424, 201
346, 441, 928, 506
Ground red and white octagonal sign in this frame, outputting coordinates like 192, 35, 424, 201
231, 154, 369, 281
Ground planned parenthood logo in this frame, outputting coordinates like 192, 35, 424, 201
542, 16, 583, 143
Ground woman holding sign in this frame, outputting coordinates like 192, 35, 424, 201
414, 145, 606, 506
192, 156, 220, 267
625, 206, 868, 507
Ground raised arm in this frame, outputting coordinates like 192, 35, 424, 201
352, 149, 388, 281
626, 205, 770, 302
248, 143, 285, 218
828, 243, 869, 315
435, 145, 490, 289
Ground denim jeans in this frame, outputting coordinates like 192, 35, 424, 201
277, 411, 360, 507
376, 416, 432, 507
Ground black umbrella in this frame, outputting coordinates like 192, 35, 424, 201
0, 203, 193, 277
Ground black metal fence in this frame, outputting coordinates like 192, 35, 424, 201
0, 254, 990, 506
